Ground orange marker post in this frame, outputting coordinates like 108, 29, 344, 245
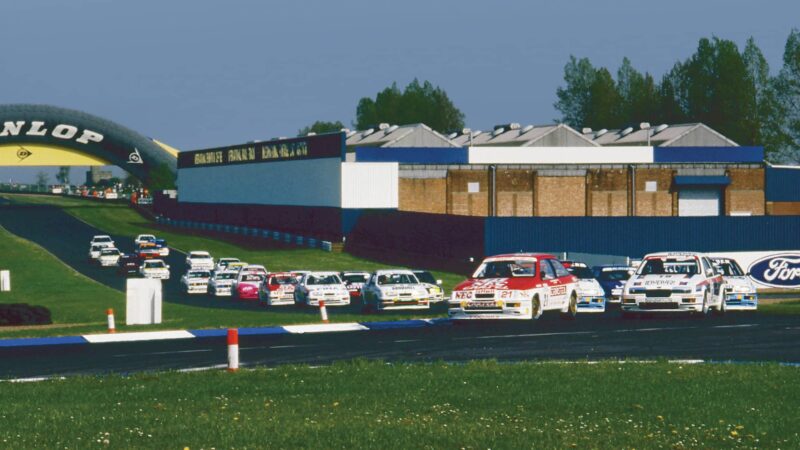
319, 300, 329, 323
227, 328, 239, 372
106, 308, 116, 333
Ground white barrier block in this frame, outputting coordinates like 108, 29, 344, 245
126, 278, 162, 325
0, 270, 10, 292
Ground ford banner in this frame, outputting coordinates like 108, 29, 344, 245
748, 254, 800, 289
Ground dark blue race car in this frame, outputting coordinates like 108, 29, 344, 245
592, 265, 633, 305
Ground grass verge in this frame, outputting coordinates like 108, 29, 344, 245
0, 360, 797, 448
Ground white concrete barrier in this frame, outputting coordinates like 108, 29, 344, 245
1, 270, 10, 291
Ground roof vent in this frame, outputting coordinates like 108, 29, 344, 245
472, 130, 483, 137
306, 132, 317, 136
447, 132, 458, 139
362, 128, 374, 137
340, 128, 350, 133
461, 127, 471, 135
595, 129, 608, 138
378, 123, 390, 130
385, 124, 399, 134
346, 130, 357, 138
620, 127, 634, 137
278, 136, 288, 140
582, 127, 592, 134
521, 125, 534, 133
508, 122, 521, 130
654, 124, 669, 134
494, 123, 519, 131
492, 127, 505, 137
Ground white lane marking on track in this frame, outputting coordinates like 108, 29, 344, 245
283, 323, 369, 334
84, 330, 195, 343
113, 349, 213, 357
712, 324, 758, 329
393, 339, 422, 343
176, 364, 228, 373
635, 327, 698, 332
454, 331, 593, 341
1, 376, 66, 383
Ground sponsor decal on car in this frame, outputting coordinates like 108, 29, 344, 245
748, 253, 800, 289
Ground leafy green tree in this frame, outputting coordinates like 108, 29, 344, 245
35, 171, 49, 191
743, 37, 789, 161
298, 120, 345, 136
775, 29, 800, 163
355, 79, 465, 133
147, 163, 176, 190
55, 166, 71, 185
616, 58, 661, 125
584, 68, 623, 129
554, 56, 597, 128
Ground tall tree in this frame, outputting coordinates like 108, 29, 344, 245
355, 79, 465, 133
775, 29, 800, 163
297, 120, 345, 136
35, 171, 49, 190
554, 56, 597, 128
616, 58, 660, 125
55, 166, 71, 185
585, 68, 624, 129
743, 37, 789, 160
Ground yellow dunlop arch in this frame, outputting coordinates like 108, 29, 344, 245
0, 143, 110, 166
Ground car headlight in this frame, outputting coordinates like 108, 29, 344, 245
734, 286, 754, 294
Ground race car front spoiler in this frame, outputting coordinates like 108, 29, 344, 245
577, 296, 606, 313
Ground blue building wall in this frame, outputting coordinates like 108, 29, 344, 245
484, 216, 800, 259
766, 166, 800, 202
355, 147, 468, 164
653, 146, 763, 163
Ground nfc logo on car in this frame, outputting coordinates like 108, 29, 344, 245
748, 253, 800, 289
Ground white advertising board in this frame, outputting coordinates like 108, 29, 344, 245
126, 278, 163, 325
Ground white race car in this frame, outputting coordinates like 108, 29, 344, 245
134, 234, 157, 247
566, 262, 606, 313
711, 257, 758, 311
214, 257, 241, 273
90, 235, 115, 249
622, 252, 726, 317
186, 251, 214, 270
259, 272, 299, 306
98, 247, 122, 267
88, 244, 105, 263
412, 270, 445, 303
295, 272, 350, 307
208, 270, 238, 297
362, 269, 430, 312
181, 269, 211, 294
140, 259, 170, 280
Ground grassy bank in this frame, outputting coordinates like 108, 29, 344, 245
0, 360, 797, 448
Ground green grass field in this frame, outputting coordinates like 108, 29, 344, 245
0, 360, 797, 448
0, 194, 456, 338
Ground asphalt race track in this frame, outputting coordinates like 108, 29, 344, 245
1, 201, 800, 379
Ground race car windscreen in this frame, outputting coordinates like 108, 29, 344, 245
307, 274, 341, 285
638, 258, 699, 275
715, 261, 744, 276
146, 261, 165, 268
94, 237, 112, 243
568, 266, 594, 279
342, 274, 369, 283
473, 260, 536, 278
378, 274, 418, 285
189, 271, 211, 278
271, 276, 298, 285
597, 270, 631, 281
413, 271, 437, 284
101, 249, 120, 256
215, 272, 237, 280
241, 274, 264, 282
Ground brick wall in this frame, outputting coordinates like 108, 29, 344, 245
635, 168, 674, 216
398, 178, 446, 214
536, 176, 585, 216
587, 168, 628, 216
726, 168, 765, 215
496, 169, 534, 216
448, 170, 489, 216
767, 202, 800, 215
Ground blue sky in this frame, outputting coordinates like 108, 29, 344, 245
1, 0, 798, 182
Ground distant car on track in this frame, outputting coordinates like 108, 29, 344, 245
566, 262, 606, 313
117, 254, 141, 276
411, 270, 445, 303
186, 251, 214, 271
259, 272, 299, 306
97, 247, 122, 267
592, 265, 633, 305
140, 259, 170, 280
295, 272, 350, 307
340, 271, 371, 302
362, 269, 430, 312
208, 270, 238, 297
90, 235, 115, 249
134, 234, 156, 247
448, 253, 579, 321
88, 244, 104, 263
234, 272, 265, 300
711, 257, 758, 311
181, 269, 211, 294
214, 258, 241, 273
622, 252, 726, 317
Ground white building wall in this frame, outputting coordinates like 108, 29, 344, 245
468, 146, 654, 164
177, 157, 342, 207
340, 162, 398, 208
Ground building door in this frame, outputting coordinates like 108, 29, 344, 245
678, 189, 721, 216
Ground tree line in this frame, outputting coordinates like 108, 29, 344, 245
555, 30, 800, 162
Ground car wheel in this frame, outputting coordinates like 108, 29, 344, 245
700, 291, 710, 317
561, 292, 578, 320
530, 295, 542, 320
714, 294, 727, 316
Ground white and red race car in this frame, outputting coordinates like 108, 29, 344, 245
259, 272, 299, 306
622, 252, 726, 317
448, 253, 579, 320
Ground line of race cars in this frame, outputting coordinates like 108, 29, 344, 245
87, 234, 758, 318
447, 251, 758, 320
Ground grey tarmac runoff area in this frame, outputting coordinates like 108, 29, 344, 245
1, 201, 800, 379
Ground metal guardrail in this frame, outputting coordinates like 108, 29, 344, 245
160, 218, 333, 252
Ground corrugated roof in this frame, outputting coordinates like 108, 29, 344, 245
448, 123, 597, 147
581, 123, 738, 147
344, 123, 456, 148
